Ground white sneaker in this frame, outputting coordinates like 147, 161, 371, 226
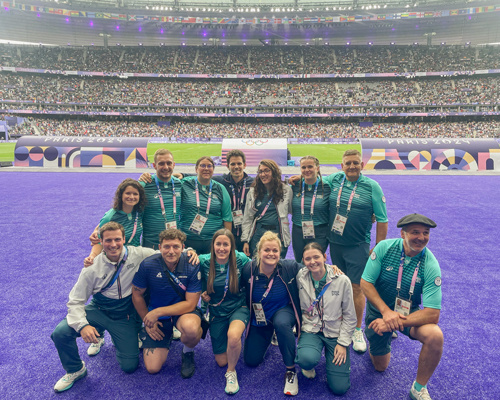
224, 370, 240, 394
284, 370, 298, 396
352, 329, 367, 353
271, 332, 278, 346
173, 326, 181, 340
409, 381, 432, 400
301, 368, 316, 379
87, 338, 104, 356
53, 362, 87, 392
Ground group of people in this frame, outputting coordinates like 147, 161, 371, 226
2, 44, 498, 74
51, 148, 444, 399
3, 73, 498, 107
7, 117, 500, 139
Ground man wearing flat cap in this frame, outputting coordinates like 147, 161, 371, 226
360, 213, 443, 400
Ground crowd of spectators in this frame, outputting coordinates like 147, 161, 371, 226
7, 118, 499, 138
1, 45, 498, 74
1, 74, 498, 107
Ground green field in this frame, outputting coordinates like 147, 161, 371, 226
0, 142, 361, 165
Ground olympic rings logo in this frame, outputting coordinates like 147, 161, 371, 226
241, 139, 269, 146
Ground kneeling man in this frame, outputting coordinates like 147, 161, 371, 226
51, 222, 157, 392
132, 228, 203, 378
360, 213, 443, 400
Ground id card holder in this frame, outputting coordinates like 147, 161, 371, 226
189, 214, 208, 235
302, 220, 315, 239
331, 214, 347, 235
232, 210, 243, 227
165, 221, 177, 230
394, 296, 412, 317
252, 302, 267, 325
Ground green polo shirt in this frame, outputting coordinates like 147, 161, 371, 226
99, 208, 143, 247
199, 251, 251, 318
140, 174, 182, 246
324, 172, 388, 246
291, 178, 331, 227
362, 238, 442, 318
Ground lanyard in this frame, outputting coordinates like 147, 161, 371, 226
254, 273, 275, 302
101, 247, 128, 292
195, 178, 213, 215
396, 247, 426, 300
167, 268, 187, 292
301, 178, 320, 218
126, 211, 139, 244
306, 280, 332, 313
336, 176, 359, 215
210, 267, 230, 307
154, 175, 176, 221
230, 178, 246, 211
256, 195, 274, 220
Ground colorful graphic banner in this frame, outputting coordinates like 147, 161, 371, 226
360, 138, 500, 171
14, 136, 149, 168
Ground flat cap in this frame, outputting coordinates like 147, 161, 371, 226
397, 213, 437, 228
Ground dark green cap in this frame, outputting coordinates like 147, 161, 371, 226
397, 213, 437, 228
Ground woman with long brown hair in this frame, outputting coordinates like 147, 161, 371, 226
241, 159, 292, 259
199, 229, 251, 395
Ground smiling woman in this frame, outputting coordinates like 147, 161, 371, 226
179, 156, 233, 254
85, 178, 146, 266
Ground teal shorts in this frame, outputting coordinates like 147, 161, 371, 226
209, 306, 250, 355
364, 305, 417, 356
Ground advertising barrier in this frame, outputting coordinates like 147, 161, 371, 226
14, 136, 149, 168
361, 138, 500, 171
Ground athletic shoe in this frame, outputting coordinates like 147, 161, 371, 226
271, 331, 278, 346
181, 351, 196, 379
53, 362, 87, 393
173, 326, 181, 340
224, 370, 240, 394
392, 331, 399, 338
301, 368, 316, 379
409, 381, 432, 400
87, 337, 105, 356
352, 329, 367, 353
284, 370, 299, 396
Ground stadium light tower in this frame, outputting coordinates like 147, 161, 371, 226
99, 33, 111, 48
424, 32, 436, 46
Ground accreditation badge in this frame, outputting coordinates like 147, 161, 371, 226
394, 296, 412, 317
301, 220, 315, 239
232, 210, 243, 227
252, 302, 267, 325
189, 214, 208, 235
331, 214, 347, 235
165, 221, 177, 230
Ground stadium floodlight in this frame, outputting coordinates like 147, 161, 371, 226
368, 41, 373, 45
390, 42, 395, 45
146, 6, 148, 10
361, 6, 365, 9
348, 6, 352, 10
384, 4, 387, 8
333, 7, 336, 10
346, 41, 350, 45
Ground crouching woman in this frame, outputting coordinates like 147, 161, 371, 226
295, 242, 356, 395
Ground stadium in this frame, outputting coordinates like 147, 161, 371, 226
1, 0, 499, 399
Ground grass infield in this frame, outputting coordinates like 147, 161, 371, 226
0, 142, 361, 165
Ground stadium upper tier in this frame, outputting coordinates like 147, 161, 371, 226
1, 74, 498, 108
1, 45, 498, 75
8, 119, 500, 138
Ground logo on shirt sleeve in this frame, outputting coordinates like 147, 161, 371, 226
434, 277, 442, 286
197, 271, 201, 281
370, 251, 377, 260
382, 196, 386, 203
